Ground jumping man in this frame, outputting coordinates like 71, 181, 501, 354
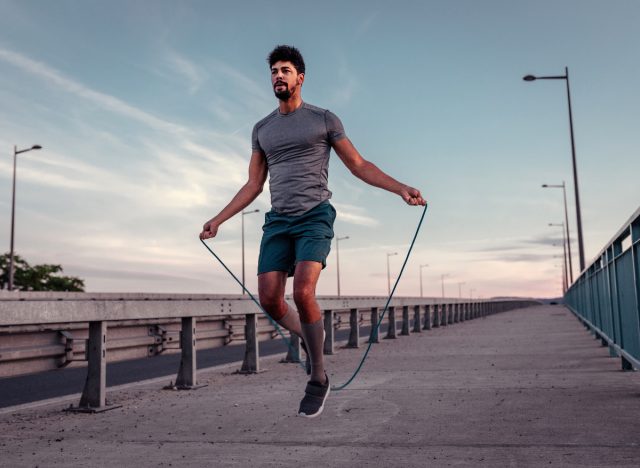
200, 45, 426, 418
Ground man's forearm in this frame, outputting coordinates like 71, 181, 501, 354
210, 182, 263, 226
351, 160, 405, 195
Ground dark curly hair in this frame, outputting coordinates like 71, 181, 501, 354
267, 45, 305, 74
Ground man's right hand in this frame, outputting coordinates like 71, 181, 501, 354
199, 220, 220, 240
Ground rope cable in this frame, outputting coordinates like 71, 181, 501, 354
200, 202, 428, 391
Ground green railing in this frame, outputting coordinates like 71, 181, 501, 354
565, 206, 640, 370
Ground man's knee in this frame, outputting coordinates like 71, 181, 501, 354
293, 285, 315, 310
259, 291, 287, 321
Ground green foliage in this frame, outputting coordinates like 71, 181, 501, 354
0, 253, 85, 292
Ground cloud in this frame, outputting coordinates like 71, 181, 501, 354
0, 46, 189, 135
333, 202, 379, 227
164, 50, 207, 94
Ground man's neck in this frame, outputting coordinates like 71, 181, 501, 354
278, 95, 303, 114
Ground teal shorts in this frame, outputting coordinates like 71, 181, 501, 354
258, 201, 336, 277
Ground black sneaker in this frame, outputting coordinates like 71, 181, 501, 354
298, 373, 330, 418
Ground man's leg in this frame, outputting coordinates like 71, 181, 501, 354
258, 271, 303, 338
293, 261, 326, 384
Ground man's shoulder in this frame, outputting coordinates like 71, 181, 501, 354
253, 109, 279, 130
301, 102, 330, 116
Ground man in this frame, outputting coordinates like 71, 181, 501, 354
200, 45, 426, 418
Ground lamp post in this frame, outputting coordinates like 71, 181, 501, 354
386, 252, 398, 295
553, 252, 567, 294
458, 281, 466, 299
441, 273, 450, 299
336, 236, 349, 296
241, 208, 260, 294
542, 181, 573, 283
469, 288, 475, 301
8, 144, 42, 291
419, 263, 429, 297
549, 223, 568, 292
524, 68, 585, 271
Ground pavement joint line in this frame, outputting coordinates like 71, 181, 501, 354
79, 439, 640, 450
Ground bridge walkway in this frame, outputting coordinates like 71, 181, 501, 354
1, 305, 639, 467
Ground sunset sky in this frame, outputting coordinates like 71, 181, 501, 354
1, 0, 639, 298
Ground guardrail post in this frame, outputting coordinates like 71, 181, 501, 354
66, 321, 120, 413
401, 306, 410, 336
432, 304, 440, 328
621, 355, 634, 371
239, 314, 260, 373
447, 303, 454, 325
369, 307, 380, 343
346, 308, 360, 348
281, 333, 302, 363
423, 304, 432, 330
324, 310, 335, 355
413, 305, 422, 333
440, 304, 447, 326
385, 306, 397, 339
172, 316, 206, 388
453, 303, 459, 323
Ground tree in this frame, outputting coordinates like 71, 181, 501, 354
0, 253, 85, 292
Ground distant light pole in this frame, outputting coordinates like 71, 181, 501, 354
458, 282, 466, 299
336, 236, 349, 296
241, 208, 260, 294
440, 273, 450, 299
553, 252, 567, 294
9, 144, 42, 291
524, 68, 586, 271
549, 223, 569, 292
419, 263, 429, 297
386, 252, 398, 295
469, 288, 475, 301
542, 182, 573, 283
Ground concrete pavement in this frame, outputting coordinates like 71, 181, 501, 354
1, 305, 639, 467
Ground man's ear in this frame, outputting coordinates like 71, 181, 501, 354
298, 73, 305, 85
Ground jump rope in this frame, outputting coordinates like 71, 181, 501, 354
200, 202, 428, 391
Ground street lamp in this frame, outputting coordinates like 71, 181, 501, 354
549, 223, 569, 292
469, 288, 475, 301
542, 182, 573, 283
524, 68, 586, 271
336, 235, 349, 296
458, 281, 466, 299
9, 144, 42, 291
241, 208, 260, 295
386, 252, 398, 295
419, 263, 429, 297
441, 273, 450, 299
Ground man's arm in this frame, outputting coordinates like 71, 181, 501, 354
332, 138, 426, 206
199, 150, 268, 240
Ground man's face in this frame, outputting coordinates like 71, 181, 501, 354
271, 60, 303, 101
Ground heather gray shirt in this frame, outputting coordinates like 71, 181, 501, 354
251, 102, 346, 215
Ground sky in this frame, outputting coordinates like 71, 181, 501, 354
0, 0, 638, 299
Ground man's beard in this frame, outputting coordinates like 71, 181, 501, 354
274, 83, 293, 101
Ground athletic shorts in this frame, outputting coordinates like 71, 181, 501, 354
258, 201, 336, 277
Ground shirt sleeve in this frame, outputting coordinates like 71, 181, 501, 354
251, 123, 263, 152
325, 110, 347, 144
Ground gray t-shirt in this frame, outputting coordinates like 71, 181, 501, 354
252, 102, 346, 215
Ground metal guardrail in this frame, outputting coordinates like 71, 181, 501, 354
0, 292, 538, 412
565, 206, 640, 371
